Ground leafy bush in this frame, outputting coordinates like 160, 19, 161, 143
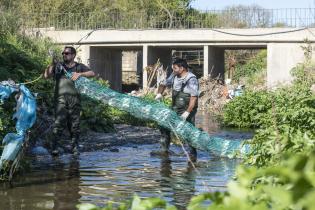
233, 50, 267, 83
203, 151, 315, 210
222, 90, 271, 128
0, 29, 153, 139
224, 58, 315, 166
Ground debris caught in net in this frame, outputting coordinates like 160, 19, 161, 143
73, 74, 250, 157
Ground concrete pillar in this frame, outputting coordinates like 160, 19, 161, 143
142, 45, 149, 89
205, 46, 225, 80
267, 43, 313, 88
122, 51, 139, 84
203, 45, 209, 77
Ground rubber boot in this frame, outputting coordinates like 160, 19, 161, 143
150, 128, 171, 157
70, 135, 80, 156
188, 146, 197, 163
51, 132, 61, 156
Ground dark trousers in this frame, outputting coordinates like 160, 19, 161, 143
52, 94, 81, 147
159, 109, 197, 157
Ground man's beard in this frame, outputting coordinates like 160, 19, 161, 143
63, 58, 71, 64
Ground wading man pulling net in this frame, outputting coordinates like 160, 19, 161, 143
151, 58, 199, 161
44, 46, 95, 156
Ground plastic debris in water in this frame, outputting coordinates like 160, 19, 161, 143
0, 82, 36, 172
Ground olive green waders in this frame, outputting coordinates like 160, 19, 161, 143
51, 94, 80, 155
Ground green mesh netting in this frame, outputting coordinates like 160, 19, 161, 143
73, 74, 250, 158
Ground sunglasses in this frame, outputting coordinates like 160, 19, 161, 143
62, 52, 72, 55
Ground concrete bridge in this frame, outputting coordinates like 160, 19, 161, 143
38, 28, 315, 90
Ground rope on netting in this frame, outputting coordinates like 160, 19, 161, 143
72, 74, 250, 158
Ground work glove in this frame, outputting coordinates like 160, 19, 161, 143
155, 93, 163, 101
180, 111, 190, 121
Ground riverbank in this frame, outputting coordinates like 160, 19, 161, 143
80, 124, 160, 152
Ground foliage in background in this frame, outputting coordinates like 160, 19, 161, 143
222, 90, 271, 128
0, 1, 278, 30
0, 11, 153, 143
224, 52, 315, 165
76, 54, 315, 210
0, 0, 195, 29
0, 11, 55, 140
232, 50, 267, 84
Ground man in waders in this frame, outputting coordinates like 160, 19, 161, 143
44, 46, 95, 156
152, 58, 199, 161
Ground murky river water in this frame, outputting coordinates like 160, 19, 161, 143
0, 113, 252, 210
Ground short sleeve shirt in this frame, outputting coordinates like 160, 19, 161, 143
54, 62, 90, 96
162, 72, 199, 96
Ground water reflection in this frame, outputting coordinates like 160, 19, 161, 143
159, 156, 196, 209
0, 156, 81, 210
52, 157, 80, 210
195, 111, 220, 134
0, 144, 240, 210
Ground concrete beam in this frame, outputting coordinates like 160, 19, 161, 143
203, 45, 209, 77
41, 28, 315, 45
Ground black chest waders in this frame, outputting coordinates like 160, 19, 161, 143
171, 76, 198, 124
171, 76, 198, 159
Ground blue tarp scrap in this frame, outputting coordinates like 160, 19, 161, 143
0, 82, 36, 170
0, 81, 18, 102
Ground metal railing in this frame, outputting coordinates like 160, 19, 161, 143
16, 8, 315, 30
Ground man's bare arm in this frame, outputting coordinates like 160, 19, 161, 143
186, 96, 197, 113
44, 65, 54, 79
71, 70, 95, 81
157, 84, 166, 94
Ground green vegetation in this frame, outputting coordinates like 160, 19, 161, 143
76, 45, 315, 210
0, 1, 273, 30
1, 2, 315, 209
233, 50, 267, 85
0, 11, 156, 141
0, 22, 55, 139
1, 0, 195, 29
0, 31, 153, 138
225, 49, 267, 92
224, 55, 315, 165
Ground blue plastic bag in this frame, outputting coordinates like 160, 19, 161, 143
0, 83, 36, 170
